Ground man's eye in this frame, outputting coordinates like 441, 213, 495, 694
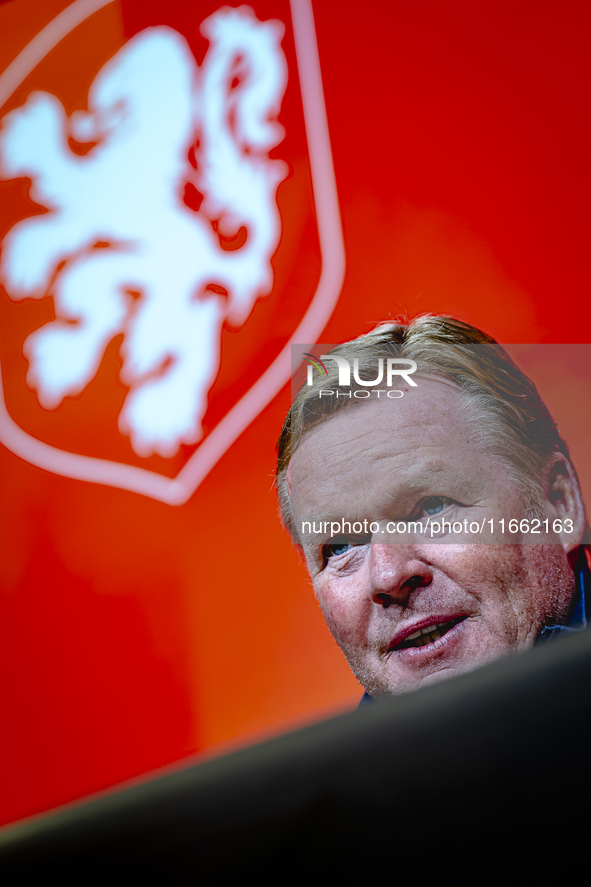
322, 536, 370, 562
418, 496, 454, 517
325, 540, 351, 558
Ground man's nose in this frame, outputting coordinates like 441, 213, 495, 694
367, 544, 433, 608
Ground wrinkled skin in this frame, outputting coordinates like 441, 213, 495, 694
290, 378, 586, 696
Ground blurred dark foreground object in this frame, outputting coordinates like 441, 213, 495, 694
2, 629, 591, 881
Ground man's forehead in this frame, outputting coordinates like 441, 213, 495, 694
291, 376, 468, 464
288, 377, 481, 503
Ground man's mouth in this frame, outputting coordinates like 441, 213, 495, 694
390, 617, 466, 651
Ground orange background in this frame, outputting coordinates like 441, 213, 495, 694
0, 0, 590, 826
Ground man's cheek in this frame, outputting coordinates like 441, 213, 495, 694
438, 544, 523, 596
314, 582, 362, 645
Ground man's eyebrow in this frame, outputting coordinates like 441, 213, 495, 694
298, 473, 448, 538
299, 518, 363, 539
379, 460, 453, 502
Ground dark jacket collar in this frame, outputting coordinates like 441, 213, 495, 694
537, 547, 589, 641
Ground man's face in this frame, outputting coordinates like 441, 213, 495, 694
289, 378, 578, 696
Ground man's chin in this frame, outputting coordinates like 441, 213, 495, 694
364, 646, 516, 697
357, 615, 530, 696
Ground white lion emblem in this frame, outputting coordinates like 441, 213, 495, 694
0, 7, 287, 458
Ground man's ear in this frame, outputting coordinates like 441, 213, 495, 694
545, 454, 587, 552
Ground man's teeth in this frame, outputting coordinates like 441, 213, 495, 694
399, 622, 449, 648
